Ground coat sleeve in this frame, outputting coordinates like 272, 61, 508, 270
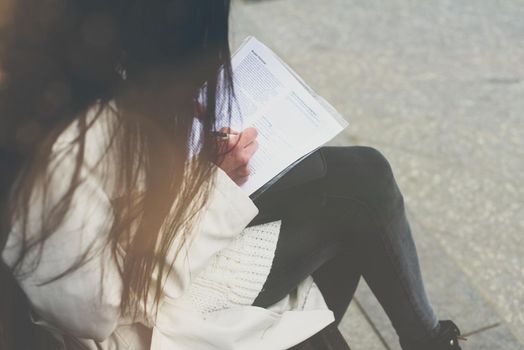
2, 115, 123, 342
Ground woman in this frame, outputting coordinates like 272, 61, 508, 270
0, 0, 463, 349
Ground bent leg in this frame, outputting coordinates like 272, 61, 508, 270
251, 146, 439, 343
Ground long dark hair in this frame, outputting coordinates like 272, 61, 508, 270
0, 0, 233, 345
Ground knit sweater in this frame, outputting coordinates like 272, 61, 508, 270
185, 221, 282, 314
2, 105, 334, 350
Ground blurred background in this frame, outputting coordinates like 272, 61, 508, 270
230, 0, 524, 349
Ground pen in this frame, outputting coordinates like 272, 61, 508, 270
211, 131, 230, 141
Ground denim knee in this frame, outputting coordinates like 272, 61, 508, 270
361, 147, 404, 222
354, 146, 394, 183
342, 146, 404, 225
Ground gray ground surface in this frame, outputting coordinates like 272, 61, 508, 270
231, 0, 524, 349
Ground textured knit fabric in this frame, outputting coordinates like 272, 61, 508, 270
186, 221, 281, 315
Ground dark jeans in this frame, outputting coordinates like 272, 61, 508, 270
248, 146, 439, 344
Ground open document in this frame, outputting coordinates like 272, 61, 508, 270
193, 37, 348, 198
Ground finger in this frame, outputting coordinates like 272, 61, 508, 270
225, 134, 241, 151
234, 151, 250, 167
219, 127, 240, 135
238, 127, 258, 148
242, 139, 259, 158
216, 133, 239, 154
216, 127, 240, 150
235, 165, 251, 178
233, 140, 258, 166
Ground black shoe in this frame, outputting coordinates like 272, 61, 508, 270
400, 320, 466, 350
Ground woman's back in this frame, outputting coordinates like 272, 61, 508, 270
0, 0, 235, 347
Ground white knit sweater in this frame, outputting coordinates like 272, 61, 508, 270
185, 221, 282, 315
2, 105, 334, 350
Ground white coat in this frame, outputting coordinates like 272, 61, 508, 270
2, 105, 334, 350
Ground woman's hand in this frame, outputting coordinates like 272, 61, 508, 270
216, 127, 259, 185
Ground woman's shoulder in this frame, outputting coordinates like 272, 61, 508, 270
48, 101, 122, 196
53, 101, 120, 168
6, 101, 121, 242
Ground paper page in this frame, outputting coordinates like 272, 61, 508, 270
191, 37, 348, 195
